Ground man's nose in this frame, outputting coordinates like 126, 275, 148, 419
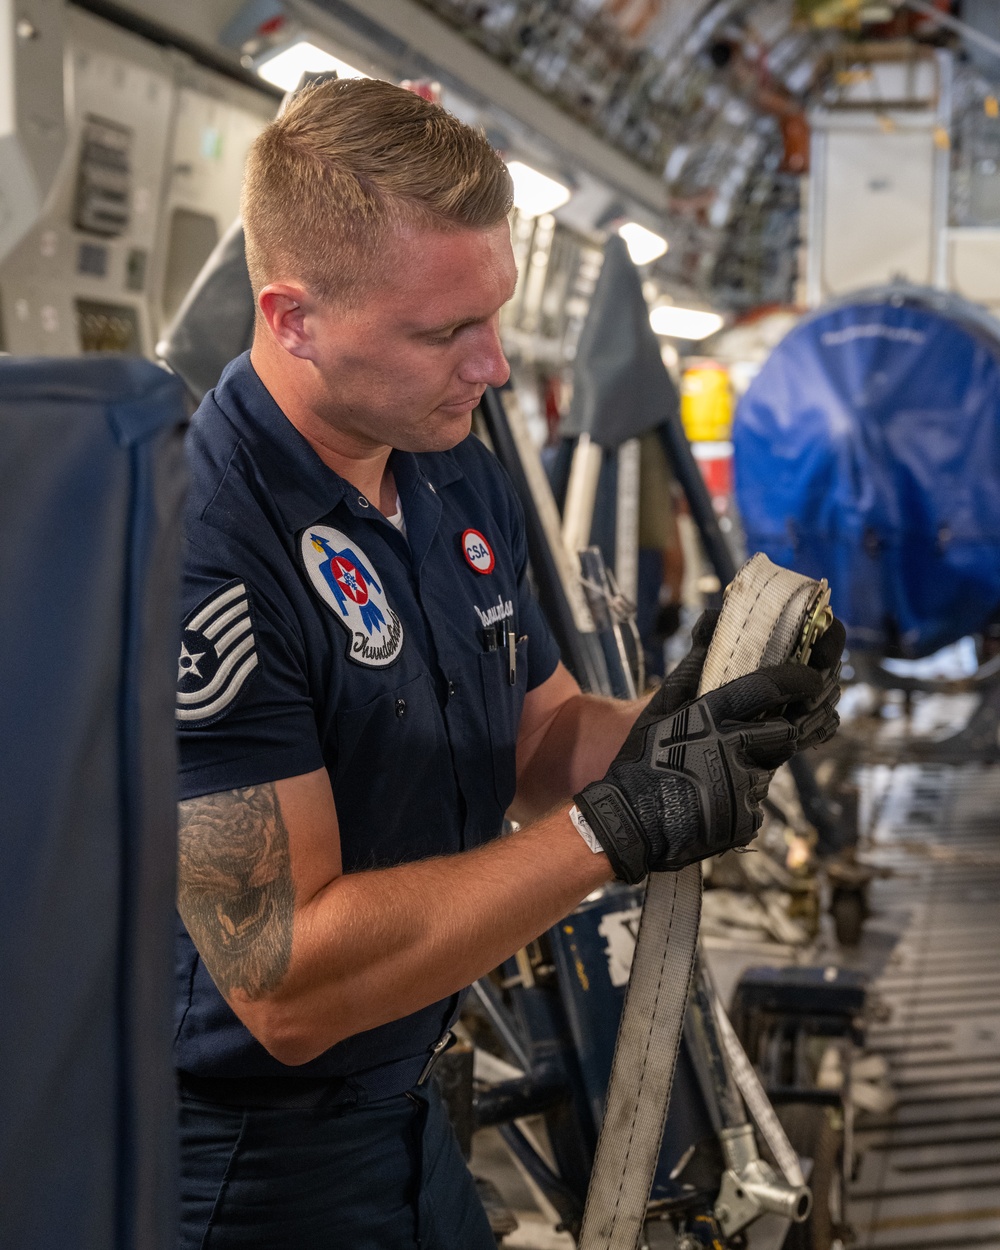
460, 321, 510, 389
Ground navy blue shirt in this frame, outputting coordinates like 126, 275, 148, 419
174, 353, 561, 1078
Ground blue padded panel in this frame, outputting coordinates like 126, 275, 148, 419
0, 355, 186, 1250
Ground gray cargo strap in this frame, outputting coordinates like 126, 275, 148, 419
578, 553, 831, 1249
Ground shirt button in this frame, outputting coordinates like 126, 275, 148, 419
358, 495, 370, 508
395, 698, 407, 718
447, 680, 457, 698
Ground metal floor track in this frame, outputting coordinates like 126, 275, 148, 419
848, 763, 1000, 1250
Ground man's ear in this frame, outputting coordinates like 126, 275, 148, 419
257, 283, 316, 359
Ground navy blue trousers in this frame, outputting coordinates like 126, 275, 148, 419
178, 1081, 496, 1249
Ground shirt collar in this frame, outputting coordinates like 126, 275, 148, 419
212, 353, 464, 533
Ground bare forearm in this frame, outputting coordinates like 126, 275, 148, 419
276, 808, 611, 1060
179, 783, 613, 1066
513, 691, 649, 818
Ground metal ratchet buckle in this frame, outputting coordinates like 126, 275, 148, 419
793, 579, 833, 667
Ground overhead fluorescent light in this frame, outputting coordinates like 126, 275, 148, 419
507, 161, 571, 218
618, 221, 668, 266
257, 41, 368, 92
649, 305, 724, 340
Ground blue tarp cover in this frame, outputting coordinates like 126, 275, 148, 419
734, 301, 1000, 657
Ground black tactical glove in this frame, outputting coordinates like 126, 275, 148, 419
786, 616, 845, 750
644, 610, 843, 756
575, 663, 828, 883
645, 609, 720, 719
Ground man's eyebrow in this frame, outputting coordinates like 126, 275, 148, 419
420, 314, 480, 336
418, 279, 519, 336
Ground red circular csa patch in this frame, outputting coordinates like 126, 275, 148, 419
461, 528, 495, 574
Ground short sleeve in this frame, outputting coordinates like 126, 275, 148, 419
176, 544, 324, 799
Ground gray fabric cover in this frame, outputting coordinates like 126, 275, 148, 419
565, 234, 680, 446
159, 217, 255, 402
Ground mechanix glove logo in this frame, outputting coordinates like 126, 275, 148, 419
176, 580, 259, 723
300, 526, 404, 668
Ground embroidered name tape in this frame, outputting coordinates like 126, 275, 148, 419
301, 525, 404, 667
474, 594, 513, 629
177, 580, 259, 722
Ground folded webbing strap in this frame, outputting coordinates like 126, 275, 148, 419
578, 866, 701, 1247
578, 554, 829, 1250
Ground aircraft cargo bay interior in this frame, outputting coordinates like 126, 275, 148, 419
1, 2, 999, 1248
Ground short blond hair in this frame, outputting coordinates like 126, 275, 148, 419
242, 77, 513, 305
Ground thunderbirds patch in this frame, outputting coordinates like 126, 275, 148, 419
176, 580, 259, 723
300, 526, 404, 668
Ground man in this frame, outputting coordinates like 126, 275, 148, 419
174, 77, 841, 1249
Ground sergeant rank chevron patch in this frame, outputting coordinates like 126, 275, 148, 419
176, 580, 259, 723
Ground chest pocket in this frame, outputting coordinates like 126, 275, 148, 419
478, 636, 529, 813
333, 670, 459, 868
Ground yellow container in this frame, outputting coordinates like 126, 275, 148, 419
680, 361, 733, 442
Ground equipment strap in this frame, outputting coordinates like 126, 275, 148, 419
578, 553, 829, 1249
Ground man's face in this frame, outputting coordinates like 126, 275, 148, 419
306, 220, 517, 455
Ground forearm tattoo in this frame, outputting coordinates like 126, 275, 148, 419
177, 784, 295, 999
